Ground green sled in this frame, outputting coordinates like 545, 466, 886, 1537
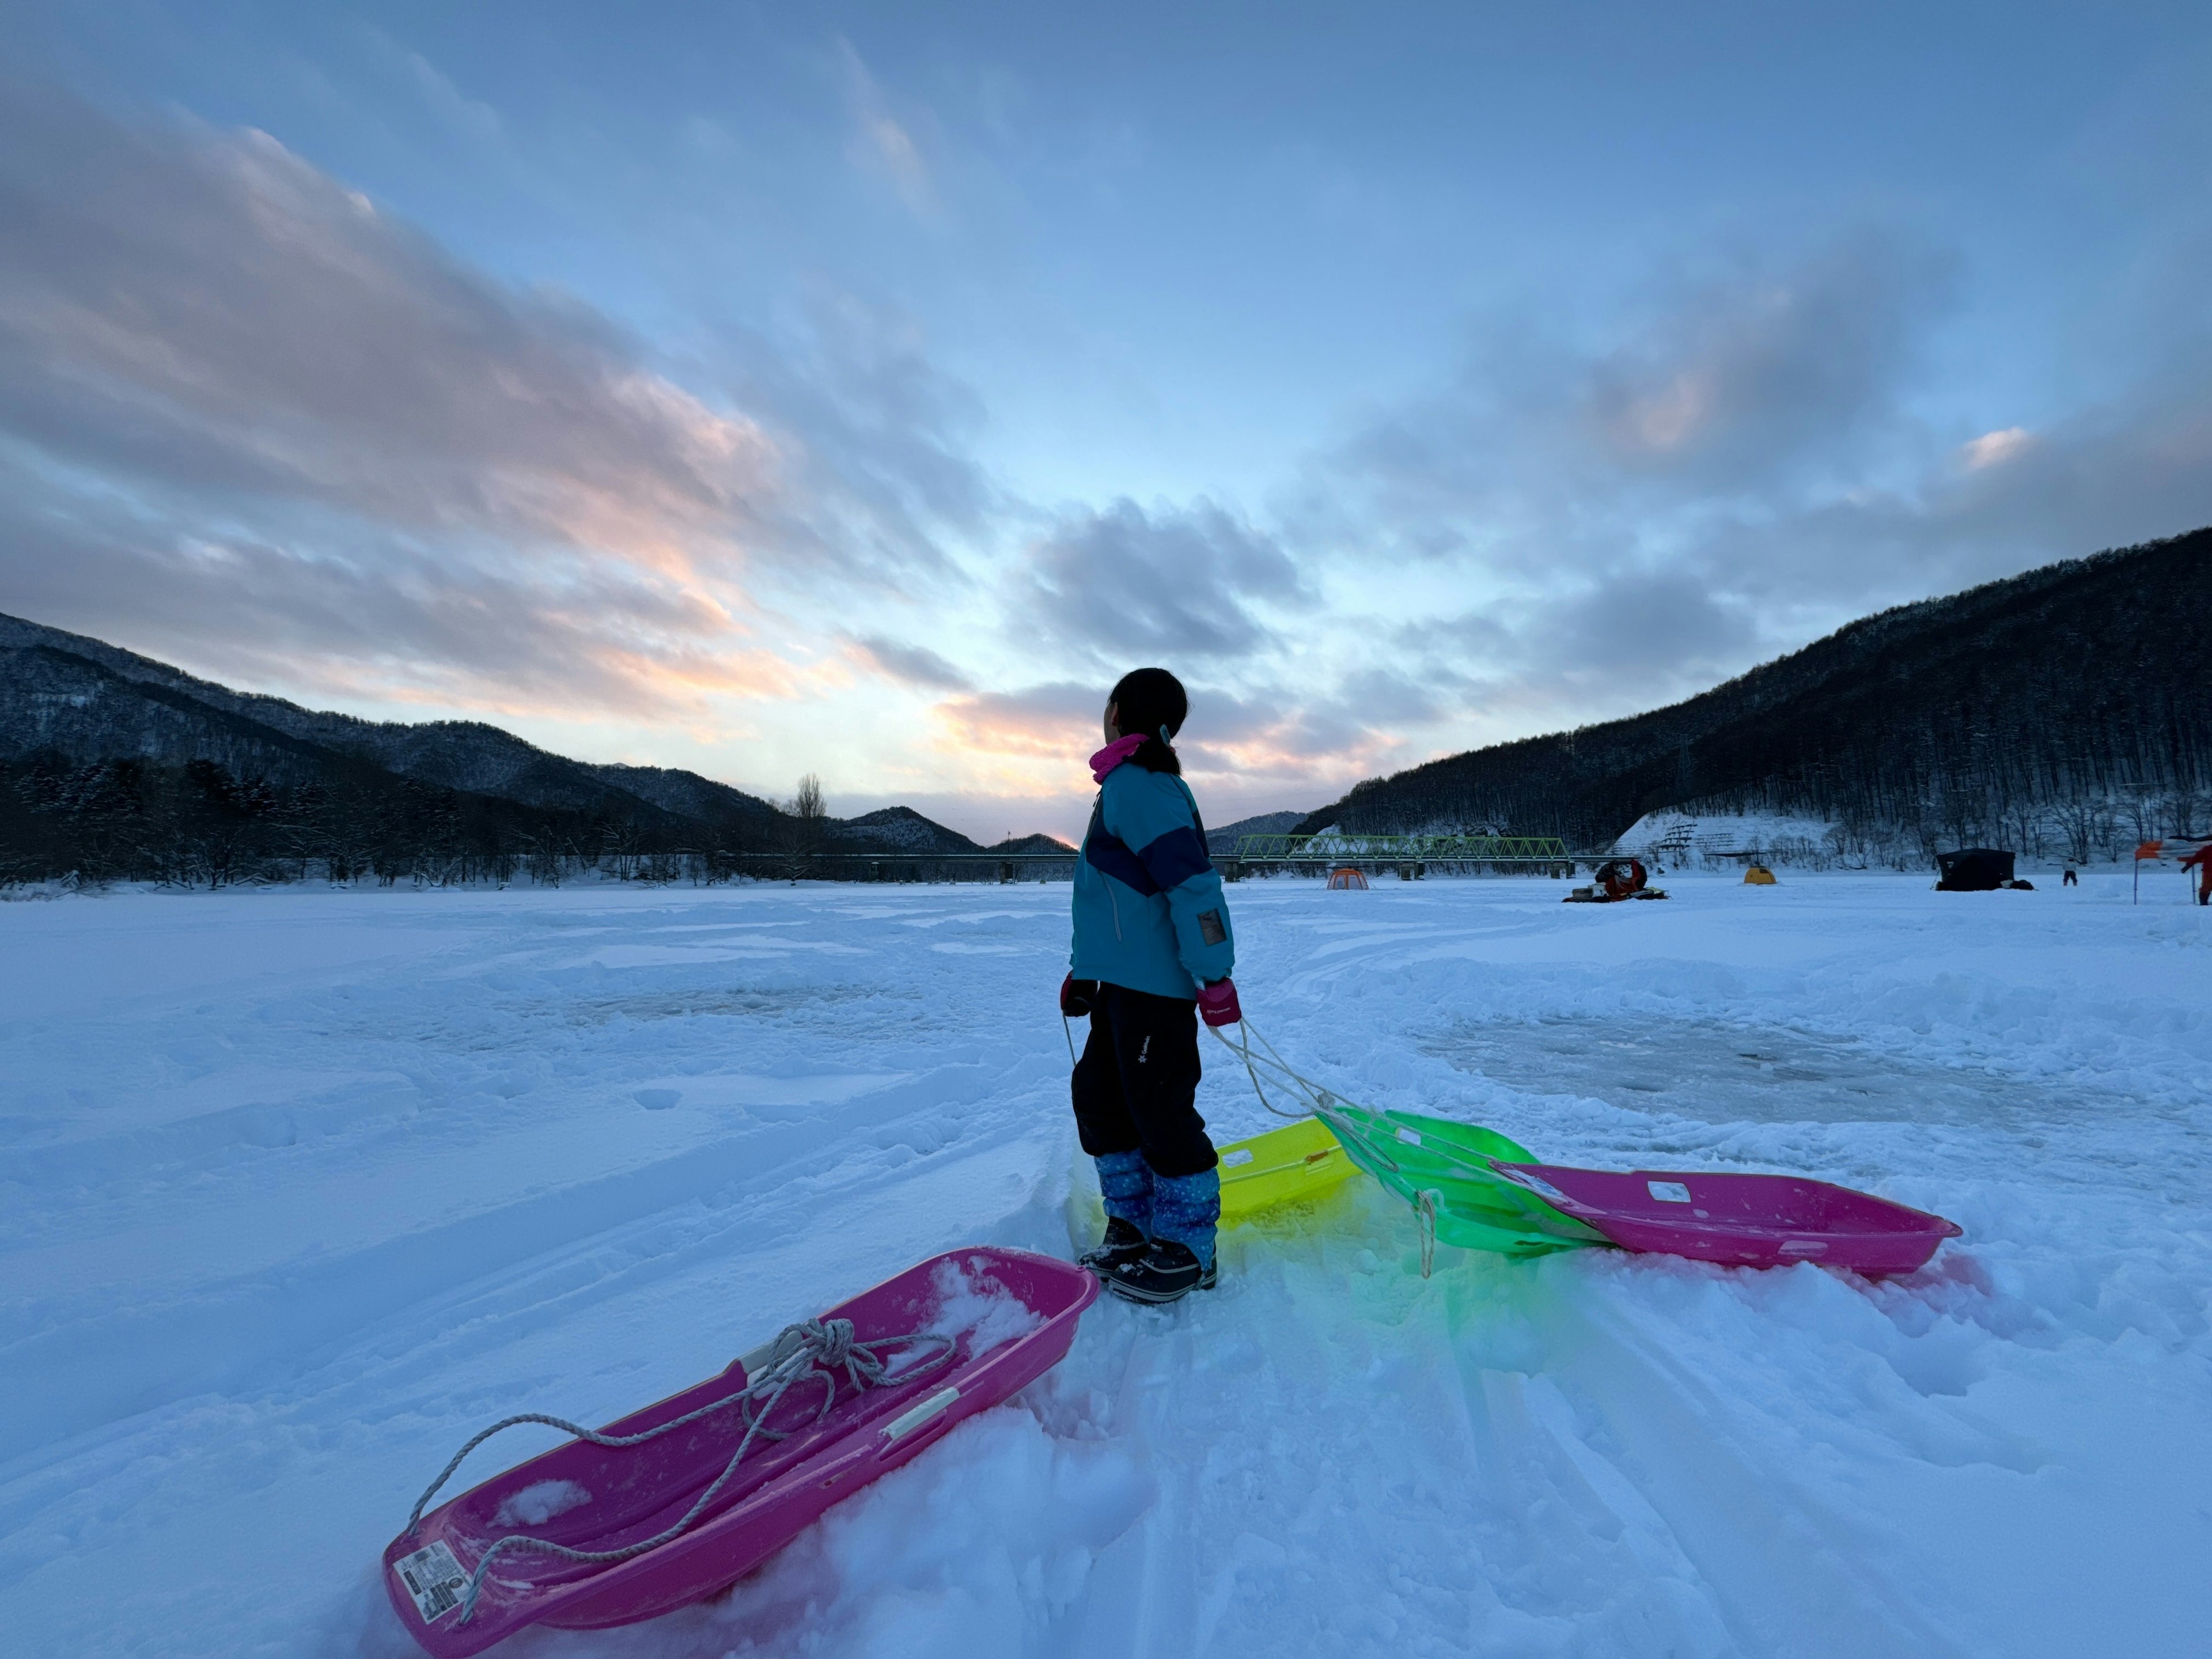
1313, 1099, 1609, 1261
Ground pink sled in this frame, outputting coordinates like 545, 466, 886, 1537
1495, 1162, 1961, 1275
383, 1247, 1096, 1657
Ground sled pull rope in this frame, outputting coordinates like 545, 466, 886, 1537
1209, 1017, 1340, 1122
1415, 1190, 1441, 1279
405, 1316, 955, 1625
1211, 1018, 1525, 1180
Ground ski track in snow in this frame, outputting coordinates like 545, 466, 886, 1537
2, 873, 2207, 1657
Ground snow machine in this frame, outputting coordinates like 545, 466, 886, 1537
1563, 858, 1668, 903
1217, 1116, 1357, 1223
383, 1248, 1096, 1657
1314, 1103, 1609, 1263
1491, 1164, 1962, 1275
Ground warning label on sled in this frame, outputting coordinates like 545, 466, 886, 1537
1509, 1171, 1568, 1201
393, 1540, 469, 1623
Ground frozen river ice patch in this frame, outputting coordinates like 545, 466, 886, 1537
0, 872, 2206, 1658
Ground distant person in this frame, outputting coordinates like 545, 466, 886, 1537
2062, 868, 2078, 887
1060, 667, 1240, 1305
2184, 843, 2212, 906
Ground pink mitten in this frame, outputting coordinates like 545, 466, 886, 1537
1196, 978, 1242, 1027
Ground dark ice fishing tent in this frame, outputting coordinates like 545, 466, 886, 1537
1936, 849, 2014, 891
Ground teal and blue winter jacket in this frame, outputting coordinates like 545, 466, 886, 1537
1070, 761, 1235, 999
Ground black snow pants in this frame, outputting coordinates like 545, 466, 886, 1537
1071, 982, 1218, 1178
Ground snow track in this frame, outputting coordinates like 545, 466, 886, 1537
2, 874, 2207, 1656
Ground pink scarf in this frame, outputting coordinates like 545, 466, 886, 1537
1089, 733, 1147, 783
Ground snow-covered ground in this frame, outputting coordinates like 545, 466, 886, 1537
3, 870, 2208, 1658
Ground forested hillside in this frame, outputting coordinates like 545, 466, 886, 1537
0, 615, 1006, 885
1298, 529, 2212, 864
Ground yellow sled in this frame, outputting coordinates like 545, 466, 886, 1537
1218, 1116, 1357, 1224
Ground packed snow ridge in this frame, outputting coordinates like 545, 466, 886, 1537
2, 869, 2207, 1657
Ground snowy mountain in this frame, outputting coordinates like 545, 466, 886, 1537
1298, 527, 2212, 861
579, 761, 785, 836
988, 831, 1078, 855
1205, 809, 1309, 854
0, 612, 988, 878
828, 806, 982, 854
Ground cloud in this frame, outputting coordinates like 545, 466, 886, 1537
1315, 228, 1955, 570
5, 74, 2205, 832
1287, 222, 2199, 732
1581, 231, 1952, 487
1959, 427, 2034, 471
1706, 366, 2212, 602
925, 670, 1413, 820
838, 40, 934, 216
713, 289, 994, 585
0, 81, 983, 718
0, 467, 813, 718
1529, 570, 1756, 683
850, 634, 973, 691
406, 53, 503, 141
0, 86, 773, 560
933, 680, 1099, 760
1017, 498, 1311, 666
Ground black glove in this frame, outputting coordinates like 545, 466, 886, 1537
1060, 974, 1099, 1018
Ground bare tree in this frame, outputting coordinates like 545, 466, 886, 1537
793, 774, 825, 824
2053, 796, 2103, 866
778, 773, 829, 881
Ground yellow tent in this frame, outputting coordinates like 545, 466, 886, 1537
1744, 863, 1777, 885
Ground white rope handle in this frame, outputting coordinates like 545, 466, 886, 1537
407, 1317, 955, 1625
1208, 1017, 1340, 1120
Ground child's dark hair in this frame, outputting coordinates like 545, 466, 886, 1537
1109, 668, 1187, 775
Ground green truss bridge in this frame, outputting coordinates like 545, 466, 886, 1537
1229, 832, 1573, 869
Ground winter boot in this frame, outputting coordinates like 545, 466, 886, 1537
1145, 1166, 1219, 1270
1080, 1215, 1150, 1275
1099, 1238, 1217, 1304
1093, 1149, 1154, 1233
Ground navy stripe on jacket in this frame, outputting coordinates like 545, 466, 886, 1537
1083, 809, 1160, 895
1135, 824, 1212, 890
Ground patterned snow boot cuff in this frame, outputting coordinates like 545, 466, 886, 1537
1094, 1149, 1154, 1231
1147, 1166, 1221, 1270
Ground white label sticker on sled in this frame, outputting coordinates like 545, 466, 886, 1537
393, 1540, 469, 1623
1646, 1180, 1693, 1203
1510, 1171, 1569, 1201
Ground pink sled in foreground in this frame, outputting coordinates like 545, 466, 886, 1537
383, 1247, 1096, 1658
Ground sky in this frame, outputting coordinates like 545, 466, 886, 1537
2, 2, 2210, 843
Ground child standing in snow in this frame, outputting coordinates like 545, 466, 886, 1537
1062, 668, 1242, 1305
